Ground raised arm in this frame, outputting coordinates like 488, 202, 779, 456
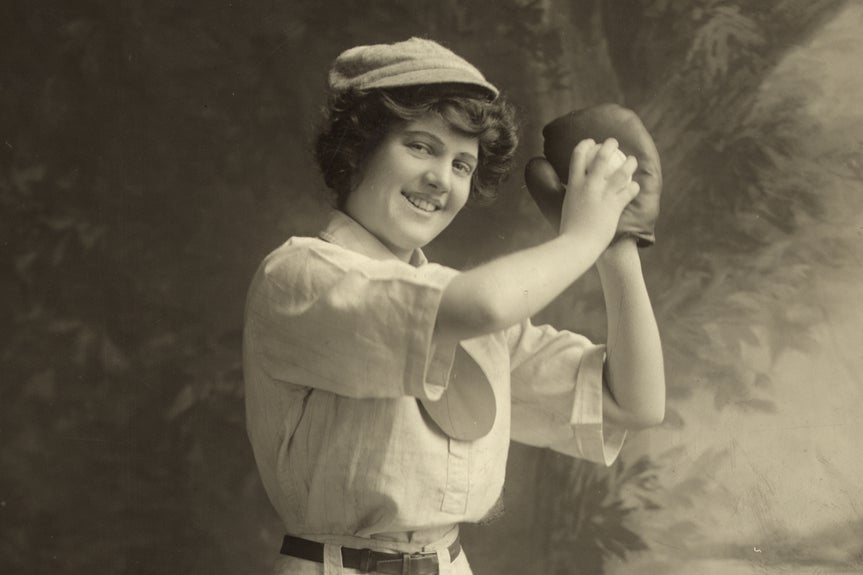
435, 138, 640, 344
596, 238, 665, 429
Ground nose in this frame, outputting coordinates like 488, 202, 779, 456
422, 160, 451, 193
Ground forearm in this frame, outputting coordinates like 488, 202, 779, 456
436, 230, 608, 343
596, 239, 665, 428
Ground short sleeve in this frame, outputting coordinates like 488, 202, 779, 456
507, 320, 626, 466
244, 238, 460, 400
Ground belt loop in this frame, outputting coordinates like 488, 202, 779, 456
402, 554, 410, 575
323, 543, 343, 575
358, 548, 372, 572
435, 546, 453, 575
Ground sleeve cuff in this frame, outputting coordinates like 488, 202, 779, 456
549, 344, 627, 466
407, 264, 459, 401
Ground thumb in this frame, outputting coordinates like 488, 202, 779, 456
524, 156, 565, 230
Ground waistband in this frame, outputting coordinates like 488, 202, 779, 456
280, 534, 461, 574
294, 524, 459, 555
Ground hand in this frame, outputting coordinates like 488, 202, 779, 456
559, 138, 640, 247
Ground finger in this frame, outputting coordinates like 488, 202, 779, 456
568, 138, 596, 185
621, 154, 638, 179
621, 180, 640, 203
606, 155, 638, 191
592, 138, 621, 174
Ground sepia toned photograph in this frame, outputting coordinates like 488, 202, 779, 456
2, 1, 862, 574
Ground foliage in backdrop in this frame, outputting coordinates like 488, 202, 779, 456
2, 0, 859, 574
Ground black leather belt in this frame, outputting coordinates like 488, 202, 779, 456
280, 534, 461, 575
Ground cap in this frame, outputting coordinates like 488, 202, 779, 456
328, 37, 499, 100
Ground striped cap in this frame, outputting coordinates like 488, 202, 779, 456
328, 37, 498, 100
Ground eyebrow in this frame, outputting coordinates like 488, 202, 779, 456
403, 130, 478, 164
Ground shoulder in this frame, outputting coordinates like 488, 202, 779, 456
252, 235, 460, 299
259, 236, 367, 288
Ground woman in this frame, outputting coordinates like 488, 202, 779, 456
243, 37, 665, 575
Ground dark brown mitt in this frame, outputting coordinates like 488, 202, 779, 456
524, 103, 662, 247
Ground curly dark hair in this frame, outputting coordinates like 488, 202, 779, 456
314, 84, 519, 209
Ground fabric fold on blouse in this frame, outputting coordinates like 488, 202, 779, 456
243, 210, 626, 552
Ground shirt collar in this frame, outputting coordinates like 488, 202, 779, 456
319, 210, 429, 267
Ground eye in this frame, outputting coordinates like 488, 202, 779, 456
407, 141, 433, 155
453, 160, 474, 176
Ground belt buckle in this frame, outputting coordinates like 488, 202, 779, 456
375, 551, 438, 575
357, 548, 373, 572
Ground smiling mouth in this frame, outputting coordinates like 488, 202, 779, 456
402, 192, 441, 213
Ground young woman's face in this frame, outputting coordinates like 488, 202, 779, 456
344, 113, 479, 261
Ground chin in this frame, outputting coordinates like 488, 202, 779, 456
392, 226, 437, 249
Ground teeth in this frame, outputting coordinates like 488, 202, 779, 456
403, 193, 438, 212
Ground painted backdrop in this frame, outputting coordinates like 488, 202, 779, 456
2, 1, 861, 574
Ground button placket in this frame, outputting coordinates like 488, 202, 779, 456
440, 439, 470, 514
